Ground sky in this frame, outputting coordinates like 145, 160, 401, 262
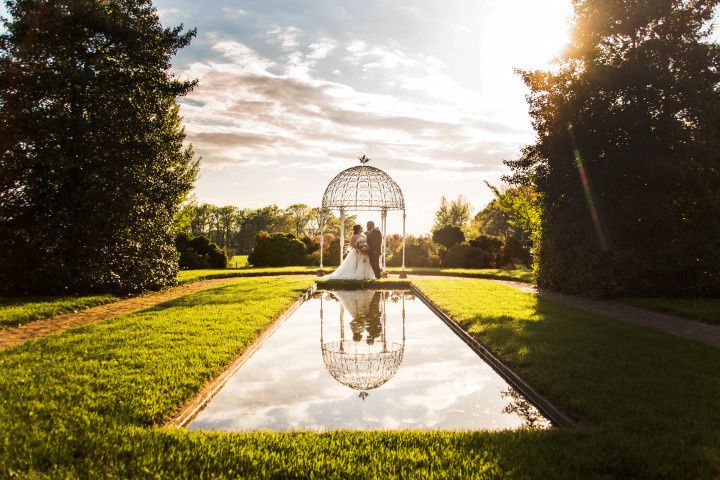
1, 1, 718, 234
151, 0, 575, 234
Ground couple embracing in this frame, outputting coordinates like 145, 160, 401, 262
328, 221, 382, 280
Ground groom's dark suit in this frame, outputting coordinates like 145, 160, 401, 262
366, 228, 382, 279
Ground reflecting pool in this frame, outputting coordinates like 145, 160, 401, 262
189, 290, 551, 431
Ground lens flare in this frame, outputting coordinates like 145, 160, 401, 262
568, 125, 610, 251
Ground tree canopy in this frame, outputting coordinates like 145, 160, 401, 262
0, 0, 198, 294
507, 0, 720, 296
433, 195, 472, 230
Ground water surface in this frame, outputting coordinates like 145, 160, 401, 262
190, 290, 550, 431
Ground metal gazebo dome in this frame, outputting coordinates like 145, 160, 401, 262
322, 164, 405, 211
318, 155, 408, 277
321, 340, 404, 392
319, 290, 407, 399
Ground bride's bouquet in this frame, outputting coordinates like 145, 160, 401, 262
355, 237, 369, 254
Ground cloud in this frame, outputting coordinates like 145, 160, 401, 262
267, 25, 301, 50
308, 38, 337, 60
221, 7, 248, 17
176, 31, 528, 192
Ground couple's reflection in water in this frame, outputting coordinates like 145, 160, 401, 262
320, 290, 406, 400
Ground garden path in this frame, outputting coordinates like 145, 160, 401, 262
0, 278, 237, 350
489, 279, 720, 348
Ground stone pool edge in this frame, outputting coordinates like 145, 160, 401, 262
410, 284, 576, 428
167, 284, 317, 428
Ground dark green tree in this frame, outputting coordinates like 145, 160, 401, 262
508, 0, 720, 296
0, 0, 198, 294
432, 225, 465, 249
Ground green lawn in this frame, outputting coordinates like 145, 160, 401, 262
623, 297, 720, 325
1, 276, 718, 478
177, 266, 320, 284
178, 266, 533, 284
395, 267, 533, 283
228, 255, 249, 268
0, 294, 117, 329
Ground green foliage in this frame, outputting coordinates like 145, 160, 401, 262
432, 225, 465, 249
178, 203, 356, 256
386, 235, 440, 268
442, 243, 492, 268
175, 233, 228, 270
0, 0, 198, 295
0, 294, 117, 329
248, 232, 307, 267
470, 183, 539, 269
433, 195, 472, 230
507, 0, 720, 297
176, 267, 321, 284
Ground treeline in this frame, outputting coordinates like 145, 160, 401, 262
422, 185, 538, 270
178, 183, 538, 270
175, 203, 357, 257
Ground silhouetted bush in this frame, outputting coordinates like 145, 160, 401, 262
468, 235, 502, 264
500, 236, 532, 268
207, 244, 228, 269
432, 226, 465, 249
248, 232, 307, 267
175, 233, 227, 270
301, 235, 319, 254
442, 243, 493, 268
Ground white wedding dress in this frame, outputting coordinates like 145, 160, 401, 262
328, 234, 376, 280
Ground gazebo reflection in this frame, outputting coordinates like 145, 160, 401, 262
320, 290, 407, 399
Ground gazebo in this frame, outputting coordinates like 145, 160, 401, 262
319, 155, 407, 278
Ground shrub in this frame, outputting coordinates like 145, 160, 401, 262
387, 236, 440, 267
207, 244, 228, 269
432, 226, 465, 249
306, 237, 341, 267
248, 232, 307, 267
175, 233, 227, 270
468, 235, 502, 264
500, 236, 532, 268
442, 243, 493, 269
190, 236, 211, 255
301, 236, 319, 254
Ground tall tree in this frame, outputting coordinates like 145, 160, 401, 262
0, 0, 198, 294
432, 195, 473, 231
286, 203, 312, 237
508, 0, 720, 296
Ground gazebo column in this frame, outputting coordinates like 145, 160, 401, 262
318, 210, 325, 277
339, 207, 345, 264
381, 208, 388, 277
399, 209, 407, 278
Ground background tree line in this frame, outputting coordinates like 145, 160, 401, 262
174, 202, 358, 257
178, 185, 538, 270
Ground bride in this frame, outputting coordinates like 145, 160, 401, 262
327, 224, 376, 280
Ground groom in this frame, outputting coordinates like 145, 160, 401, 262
366, 221, 382, 279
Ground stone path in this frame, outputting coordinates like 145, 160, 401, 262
489, 279, 720, 348
0, 278, 238, 350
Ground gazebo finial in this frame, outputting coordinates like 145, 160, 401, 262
358, 154, 370, 164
